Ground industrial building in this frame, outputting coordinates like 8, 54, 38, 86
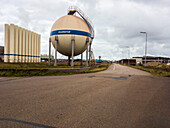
41, 54, 54, 62
0, 46, 4, 62
4, 24, 41, 63
116, 56, 170, 65
133, 56, 170, 64
117, 59, 136, 65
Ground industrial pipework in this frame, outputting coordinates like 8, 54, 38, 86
67, 6, 95, 66
67, 6, 95, 40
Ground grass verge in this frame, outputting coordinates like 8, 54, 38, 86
0, 62, 87, 69
0, 63, 110, 77
128, 65, 170, 77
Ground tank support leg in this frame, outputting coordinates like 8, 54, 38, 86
86, 38, 89, 66
89, 42, 92, 66
81, 53, 83, 66
48, 37, 51, 66
71, 38, 75, 67
68, 56, 71, 66
54, 36, 58, 66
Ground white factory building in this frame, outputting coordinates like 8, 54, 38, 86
4, 24, 41, 63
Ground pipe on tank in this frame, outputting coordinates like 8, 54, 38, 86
71, 36, 75, 67
86, 37, 89, 66
81, 53, 83, 66
48, 37, 51, 66
54, 36, 58, 66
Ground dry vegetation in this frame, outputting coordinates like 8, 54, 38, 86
0, 62, 110, 77
129, 63, 170, 77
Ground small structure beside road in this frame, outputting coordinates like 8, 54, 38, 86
116, 56, 170, 66
0, 46, 4, 62
133, 56, 170, 65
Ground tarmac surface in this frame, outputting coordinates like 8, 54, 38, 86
0, 64, 170, 128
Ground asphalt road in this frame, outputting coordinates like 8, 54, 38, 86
0, 64, 169, 128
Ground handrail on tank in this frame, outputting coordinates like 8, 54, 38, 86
67, 6, 94, 40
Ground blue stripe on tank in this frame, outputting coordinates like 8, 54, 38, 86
4, 54, 40, 58
50, 29, 91, 38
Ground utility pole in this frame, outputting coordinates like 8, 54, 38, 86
126, 46, 130, 65
48, 37, 51, 66
140, 32, 147, 66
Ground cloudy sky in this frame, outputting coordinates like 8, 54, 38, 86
0, 0, 170, 60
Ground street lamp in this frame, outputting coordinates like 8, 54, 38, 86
140, 32, 147, 66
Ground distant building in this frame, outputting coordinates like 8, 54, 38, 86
116, 56, 170, 65
96, 59, 102, 63
132, 57, 143, 65
133, 56, 170, 64
4, 24, 41, 63
41, 54, 54, 62
0, 46, 4, 62
118, 59, 136, 65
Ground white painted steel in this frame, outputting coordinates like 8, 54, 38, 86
4, 24, 41, 63
28, 31, 31, 62
15, 26, 18, 63
25, 30, 29, 63
4, 24, 9, 62
50, 15, 91, 57
18, 27, 22, 62
31, 32, 34, 63
9, 24, 15, 63
22, 29, 26, 62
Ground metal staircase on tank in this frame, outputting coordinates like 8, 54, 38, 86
67, 6, 94, 39
90, 48, 96, 65
68, 6, 95, 65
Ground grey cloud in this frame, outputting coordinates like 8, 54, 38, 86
129, 0, 170, 7
17, 8, 30, 28
0, 0, 170, 60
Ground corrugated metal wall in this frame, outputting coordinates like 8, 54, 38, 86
4, 24, 41, 63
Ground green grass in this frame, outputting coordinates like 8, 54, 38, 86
0, 62, 87, 69
0, 62, 110, 77
128, 65, 170, 77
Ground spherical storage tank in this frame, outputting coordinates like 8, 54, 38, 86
50, 15, 91, 56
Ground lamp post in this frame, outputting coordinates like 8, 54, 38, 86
140, 32, 147, 66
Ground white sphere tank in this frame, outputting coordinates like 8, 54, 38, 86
50, 15, 91, 56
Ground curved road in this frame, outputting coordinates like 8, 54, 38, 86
99, 64, 151, 75
0, 64, 169, 128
